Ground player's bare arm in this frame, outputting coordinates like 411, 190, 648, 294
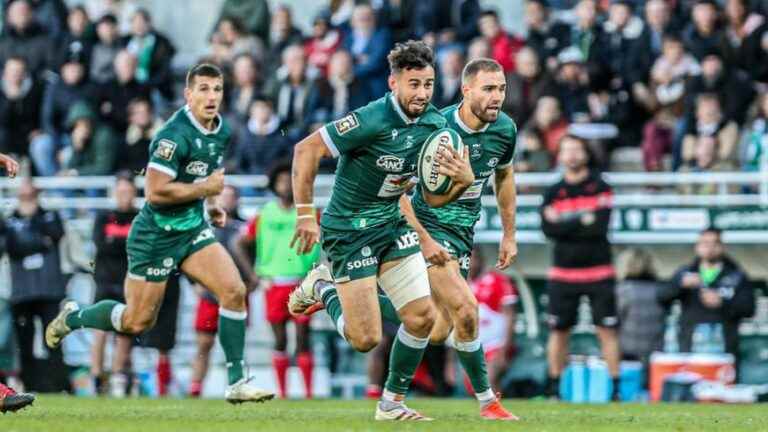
145, 167, 224, 206
399, 194, 451, 265
494, 165, 517, 269
422, 145, 475, 208
291, 131, 331, 255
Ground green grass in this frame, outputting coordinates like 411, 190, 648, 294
3, 395, 766, 432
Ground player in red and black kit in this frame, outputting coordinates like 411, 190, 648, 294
540, 135, 620, 401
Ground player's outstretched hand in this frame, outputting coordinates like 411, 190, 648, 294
203, 169, 225, 196
421, 236, 451, 266
0, 153, 19, 178
496, 235, 517, 270
436, 145, 474, 187
291, 216, 319, 255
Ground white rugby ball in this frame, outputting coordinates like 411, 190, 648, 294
417, 128, 464, 195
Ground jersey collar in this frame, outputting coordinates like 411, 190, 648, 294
454, 103, 490, 134
389, 93, 419, 125
184, 105, 223, 135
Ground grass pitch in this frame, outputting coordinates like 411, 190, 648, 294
2, 395, 766, 432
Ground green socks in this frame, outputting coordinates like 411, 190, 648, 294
65, 300, 124, 331
455, 338, 494, 401
384, 325, 429, 395
218, 308, 247, 384
320, 285, 402, 340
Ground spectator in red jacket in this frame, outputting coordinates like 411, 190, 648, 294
478, 10, 525, 73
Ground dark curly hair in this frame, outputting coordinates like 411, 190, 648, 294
387, 40, 435, 74
267, 158, 292, 194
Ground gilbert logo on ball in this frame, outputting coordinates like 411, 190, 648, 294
417, 128, 464, 195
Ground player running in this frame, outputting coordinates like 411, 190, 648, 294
44, 64, 274, 404
289, 40, 474, 421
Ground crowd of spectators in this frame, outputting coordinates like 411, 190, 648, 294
3, 0, 768, 182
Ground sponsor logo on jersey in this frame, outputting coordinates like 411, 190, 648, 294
185, 161, 209, 176
154, 139, 177, 161
458, 254, 471, 270
487, 157, 499, 168
405, 135, 415, 148
470, 142, 482, 160
361, 246, 372, 257
479, 169, 494, 177
334, 113, 359, 135
391, 129, 398, 141
376, 155, 405, 172
396, 231, 419, 250
347, 256, 379, 271
192, 228, 215, 245
208, 142, 216, 156
163, 257, 174, 268
195, 138, 202, 148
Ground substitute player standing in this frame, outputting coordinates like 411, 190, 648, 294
399, 58, 519, 420
289, 40, 474, 421
45, 64, 274, 403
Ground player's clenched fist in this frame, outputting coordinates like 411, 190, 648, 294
0, 153, 19, 178
202, 169, 225, 196
291, 216, 319, 255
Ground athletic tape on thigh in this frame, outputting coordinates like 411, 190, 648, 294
378, 253, 430, 310
111, 303, 126, 332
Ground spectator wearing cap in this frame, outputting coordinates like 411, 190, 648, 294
95, 50, 151, 134
679, 93, 739, 177
503, 46, 552, 127
683, 0, 729, 61
304, 13, 342, 78
117, 97, 160, 174
0, 0, 52, 79
433, 48, 464, 108
544, 47, 593, 122
121, 8, 176, 101
231, 97, 293, 175
684, 51, 755, 127
344, 4, 391, 99
59, 101, 117, 177
266, 5, 304, 73
209, 16, 266, 66
31, 57, 96, 176
0, 56, 43, 159
89, 14, 121, 84
478, 10, 525, 73
54, 5, 93, 71
524, 0, 570, 71
226, 54, 263, 130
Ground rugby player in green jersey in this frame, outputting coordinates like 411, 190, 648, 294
400, 58, 519, 420
289, 41, 475, 421
45, 64, 274, 404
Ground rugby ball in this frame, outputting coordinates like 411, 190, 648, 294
417, 128, 464, 195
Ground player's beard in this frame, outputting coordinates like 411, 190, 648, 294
399, 95, 428, 118
469, 99, 499, 124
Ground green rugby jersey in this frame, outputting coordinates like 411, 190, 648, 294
412, 103, 517, 228
319, 93, 446, 231
142, 105, 231, 232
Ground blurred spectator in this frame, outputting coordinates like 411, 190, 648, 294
305, 50, 371, 131
633, 0, 676, 84
345, 4, 391, 98
266, 5, 303, 71
329, 0, 355, 28
524, 0, 569, 71
54, 5, 93, 70
0, 56, 43, 158
503, 46, 551, 127
515, 128, 553, 172
60, 101, 117, 176
410, 0, 481, 44
209, 16, 265, 66
433, 48, 464, 108
0, 0, 52, 78
226, 54, 262, 129
683, 0, 728, 61
95, 50, 151, 133
89, 174, 137, 396
25, 0, 68, 39
680, 94, 739, 171
478, 10, 525, 73
82, 0, 138, 35
89, 14, 121, 84
659, 228, 755, 358
565, 0, 609, 85
526, 95, 569, 158
723, 0, 767, 75
467, 36, 492, 61
546, 47, 593, 122
615, 248, 665, 367
32, 58, 95, 176
231, 97, 292, 175
264, 44, 312, 138
741, 92, 768, 172
4, 179, 68, 392
122, 8, 176, 101
117, 97, 160, 174
214, 0, 270, 45
540, 135, 620, 401
304, 12, 342, 78
603, 0, 644, 87
685, 52, 755, 126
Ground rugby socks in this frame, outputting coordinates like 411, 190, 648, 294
454, 338, 493, 404
319, 283, 346, 339
383, 325, 429, 399
272, 351, 289, 398
65, 300, 125, 331
611, 377, 621, 401
218, 308, 247, 385
296, 351, 314, 399
157, 354, 172, 397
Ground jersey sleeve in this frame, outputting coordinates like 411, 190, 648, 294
147, 129, 188, 178
496, 121, 518, 170
318, 106, 380, 157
